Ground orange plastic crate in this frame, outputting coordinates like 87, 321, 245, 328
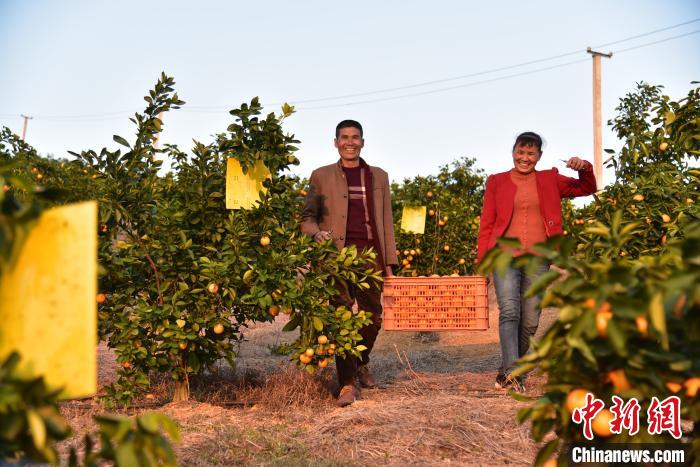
382, 276, 489, 331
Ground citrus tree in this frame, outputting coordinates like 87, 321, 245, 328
0, 150, 179, 466
70, 75, 379, 404
480, 83, 700, 465
391, 157, 485, 276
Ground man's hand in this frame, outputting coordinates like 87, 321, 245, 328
313, 230, 332, 243
565, 156, 589, 171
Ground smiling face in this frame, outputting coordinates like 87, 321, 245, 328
335, 126, 364, 167
512, 142, 541, 174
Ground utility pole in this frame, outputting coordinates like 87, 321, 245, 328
20, 114, 33, 142
587, 47, 612, 190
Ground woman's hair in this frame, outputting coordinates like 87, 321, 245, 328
513, 131, 543, 152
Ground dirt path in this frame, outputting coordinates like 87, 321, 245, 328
62, 284, 557, 466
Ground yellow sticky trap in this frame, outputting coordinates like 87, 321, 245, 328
400, 206, 427, 234
226, 158, 271, 209
0, 201, 97, 399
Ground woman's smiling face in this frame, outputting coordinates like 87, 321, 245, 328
512, 143, 541, 174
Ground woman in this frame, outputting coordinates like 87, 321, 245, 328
477, 131, 596, 389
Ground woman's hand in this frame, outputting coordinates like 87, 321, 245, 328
565, 156, 589, 171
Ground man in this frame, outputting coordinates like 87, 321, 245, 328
301, 120, 398, 407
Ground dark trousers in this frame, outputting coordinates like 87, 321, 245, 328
333, 239, 383, 387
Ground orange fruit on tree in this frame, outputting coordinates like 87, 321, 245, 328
213, 323, 225, 334
410, 249, 416, 256
260, 235, 271, 246
122, 361, 132, 369
96, 293, 106, 303
402, 259, 410, 266
318, 358, 329, 368
438, 220, 446, 226
443, 215, 448, 222
179, 342, 188, 350
636, 316, 648, 336
666, 381, 682, 393
443, 244, 450, 252
304, 348, 315, 357
299, 354, 312, 364
428, 209, 435, 216
317, 335, 328, 345
632, 193, 644, 202
596, 311, 612, 337
268, 305, 280, 317
661, 214, 671, 223
565, 388, 591, 412
403, 249, 410, 256
426, 191, 433, 198
542, 458, 558, 467
659, 142, 669, 152
583, 298, 596, 309
684, 377, 700, 397
608, 369, 631, 392
458, 258, 465, 265
207, 283, 219, 294
328, 348, 335, 355
591, 409, 614, 437
282, 306, 292, 315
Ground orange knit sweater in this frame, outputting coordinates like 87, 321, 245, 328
504, 170, 547, 256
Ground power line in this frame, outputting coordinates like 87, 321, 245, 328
300, 58, 590, 109
297, 28, 700, 110
613, 29, 700, 54
191, 18, 700, 109
3, 19, 698, 121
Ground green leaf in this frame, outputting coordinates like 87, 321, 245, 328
27, 409, 47, 451
533, 439, 559, 467
115, 442, 139, 467
113, 135, 131, 148
605, 319, 628, 357
524, 270, 560, 298
282, 314, 300, 332
137, 413, 160, 434
649, 292, 668, 350
312, 317, 324, 332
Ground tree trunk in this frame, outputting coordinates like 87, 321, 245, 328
172, 377, 189, 402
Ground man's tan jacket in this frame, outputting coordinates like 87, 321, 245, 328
301, 159, 399, 269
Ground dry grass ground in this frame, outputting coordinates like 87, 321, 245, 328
60, 284, 558, 466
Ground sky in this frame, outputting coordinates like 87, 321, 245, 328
1, 0, 699, 188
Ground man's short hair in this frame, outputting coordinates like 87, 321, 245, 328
336, 120, 363, 138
